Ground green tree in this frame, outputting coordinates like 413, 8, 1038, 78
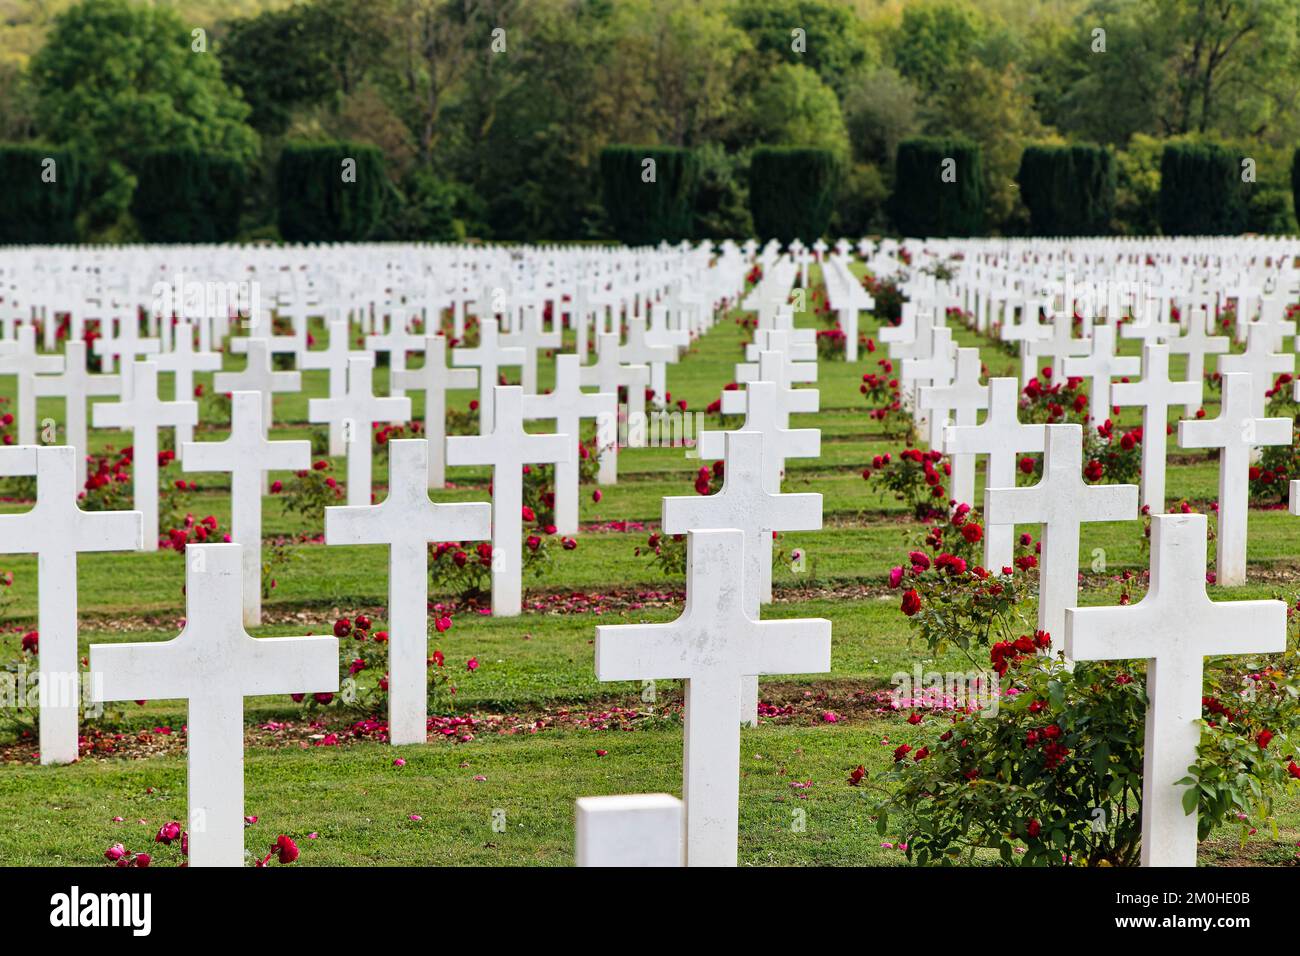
730, 0, 872, 93
749, 63, 849, 159
892, 0, 985, 98
30, 0, 257, 236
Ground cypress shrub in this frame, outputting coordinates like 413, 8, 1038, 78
891, 137, 984, 237
1016, 144, 1115, 236
748, 146, 838, 244
600, 146, 697, 245
130, 148, 246, 243
1158, 143, 1246, 235
1290, 148, 1300, 231
0, 145, 84, 244
278, 142, 386, 242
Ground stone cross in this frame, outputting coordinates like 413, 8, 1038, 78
153, 318, 221, 446
300, 317, 355, 455
595, 529, 831, 866
663, 430, 821, 727
33, 340, 120, 489
1026, 312, 1090, 386
213, 339, 301, 430
1167, 305, 1228, 416
580, 332, 649, 456
918, 345, 987, 464
720, 349, 819, 419
985, 424, 1137, 654
501, 306, 561, 394
943, 378, 1046, 570
622, 316, 679, 406
1062, 325, 1140, 428
698, 381, 819, 493
452, 317, 524, 433
92, 310, 159, 378
93, 360, 198, 551
1065, 513, 1285, 866
309, 355, 410, 507
1218, 323, 1294, 421
1177, 371, 1290, 585
0, 445, 141, 764
392, 334, 476, 489
575, 794, 684, 867
521, 354, 616, 535
446, 386, 570, 616
366, 310, 425, 399
325, 439, 491, 744
1111, 343, 1201, 513
181, 391, 311, 626
90, 544, 337, 867
0, 324, 63, 444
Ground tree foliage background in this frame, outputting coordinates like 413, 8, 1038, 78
2, 0, 1299, 240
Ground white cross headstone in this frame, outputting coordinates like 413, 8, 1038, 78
1065, 513, 1285, 866
575, 794, 684, 867
622, 316, 679, 406
984, 424, 1137, 654
1167, 305, 1228, 416
918, 346, 987, 483
581, 331, 650, 456
300, 317, 355, 456
0, 445, 141, 764
33, 340, 120, 489
502, 307, 561, 394
0, 324, 63, 445
446, 386, 570, 616
663, 429, 821, 726
699, 381, 819, 493
1062, 325, 1140, 428
521, 354, 616, 535
452, 317, 524, 433
1111, 343, 1201, 513
326, 439, 491, 744
153, 318, 221, 446
1177, 371, 1290, 585
595, 529, 831, 866
1218, 323, 1294, 421
392, 334, 476, 489
308, 354, 410, 506
213, 339, 301, 430
90, 544, 338, 866
942, 377, 1046, 570
93, 359, 198, 551
181, 391, 310, 626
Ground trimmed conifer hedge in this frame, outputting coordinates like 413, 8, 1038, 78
600, 146, 698, 245
1016, 144, 1114, 236
0, 145, 84, 244
1158, 143, 1246, 235
891, 137, 984, 237
748, 146, 838, 244
277, 142, 386, 242
130, 148, 246, 243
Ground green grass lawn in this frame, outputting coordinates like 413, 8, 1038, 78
2, 269, 1299, 867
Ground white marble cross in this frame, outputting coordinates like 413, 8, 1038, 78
92, 310, 159, 378
0, 324, 63, 444
698, 381, 819, 493
33, 340, 120, 489
300, 317, 355, 456
90, 543, 337, 866
1065, 513, 1285, 866
1026, 312, 1090, 386
1062, 325, 1140, 428
1167, 305, 1228, 416
985, 424, 1137, 654
622, 316, 679, 406
1111, 343, 1201, 513
366, 310, 425, 400
153, 318, 221, 446
918, 345, 987, 462
943, 378, 1046, 570
720, 348, 819, 420
580, 332, 649, 456
0, 445, 141, 764
1218, 323, 1294, 421
309, 354, 410, 506
93, 359, 198, 550
521, 354, 616, 535
213, 339, 301, 430
575, 794, 684, 867
392, 334, 476, 489
663, 430, 821, 726
501, 306, 561, 394
325, 439, 491, 743
1177, 371, 1290, 585
181, 391, 310, 626
595, 529, 831, 866
452, 317, 524, 433
446, 386, 570, 616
